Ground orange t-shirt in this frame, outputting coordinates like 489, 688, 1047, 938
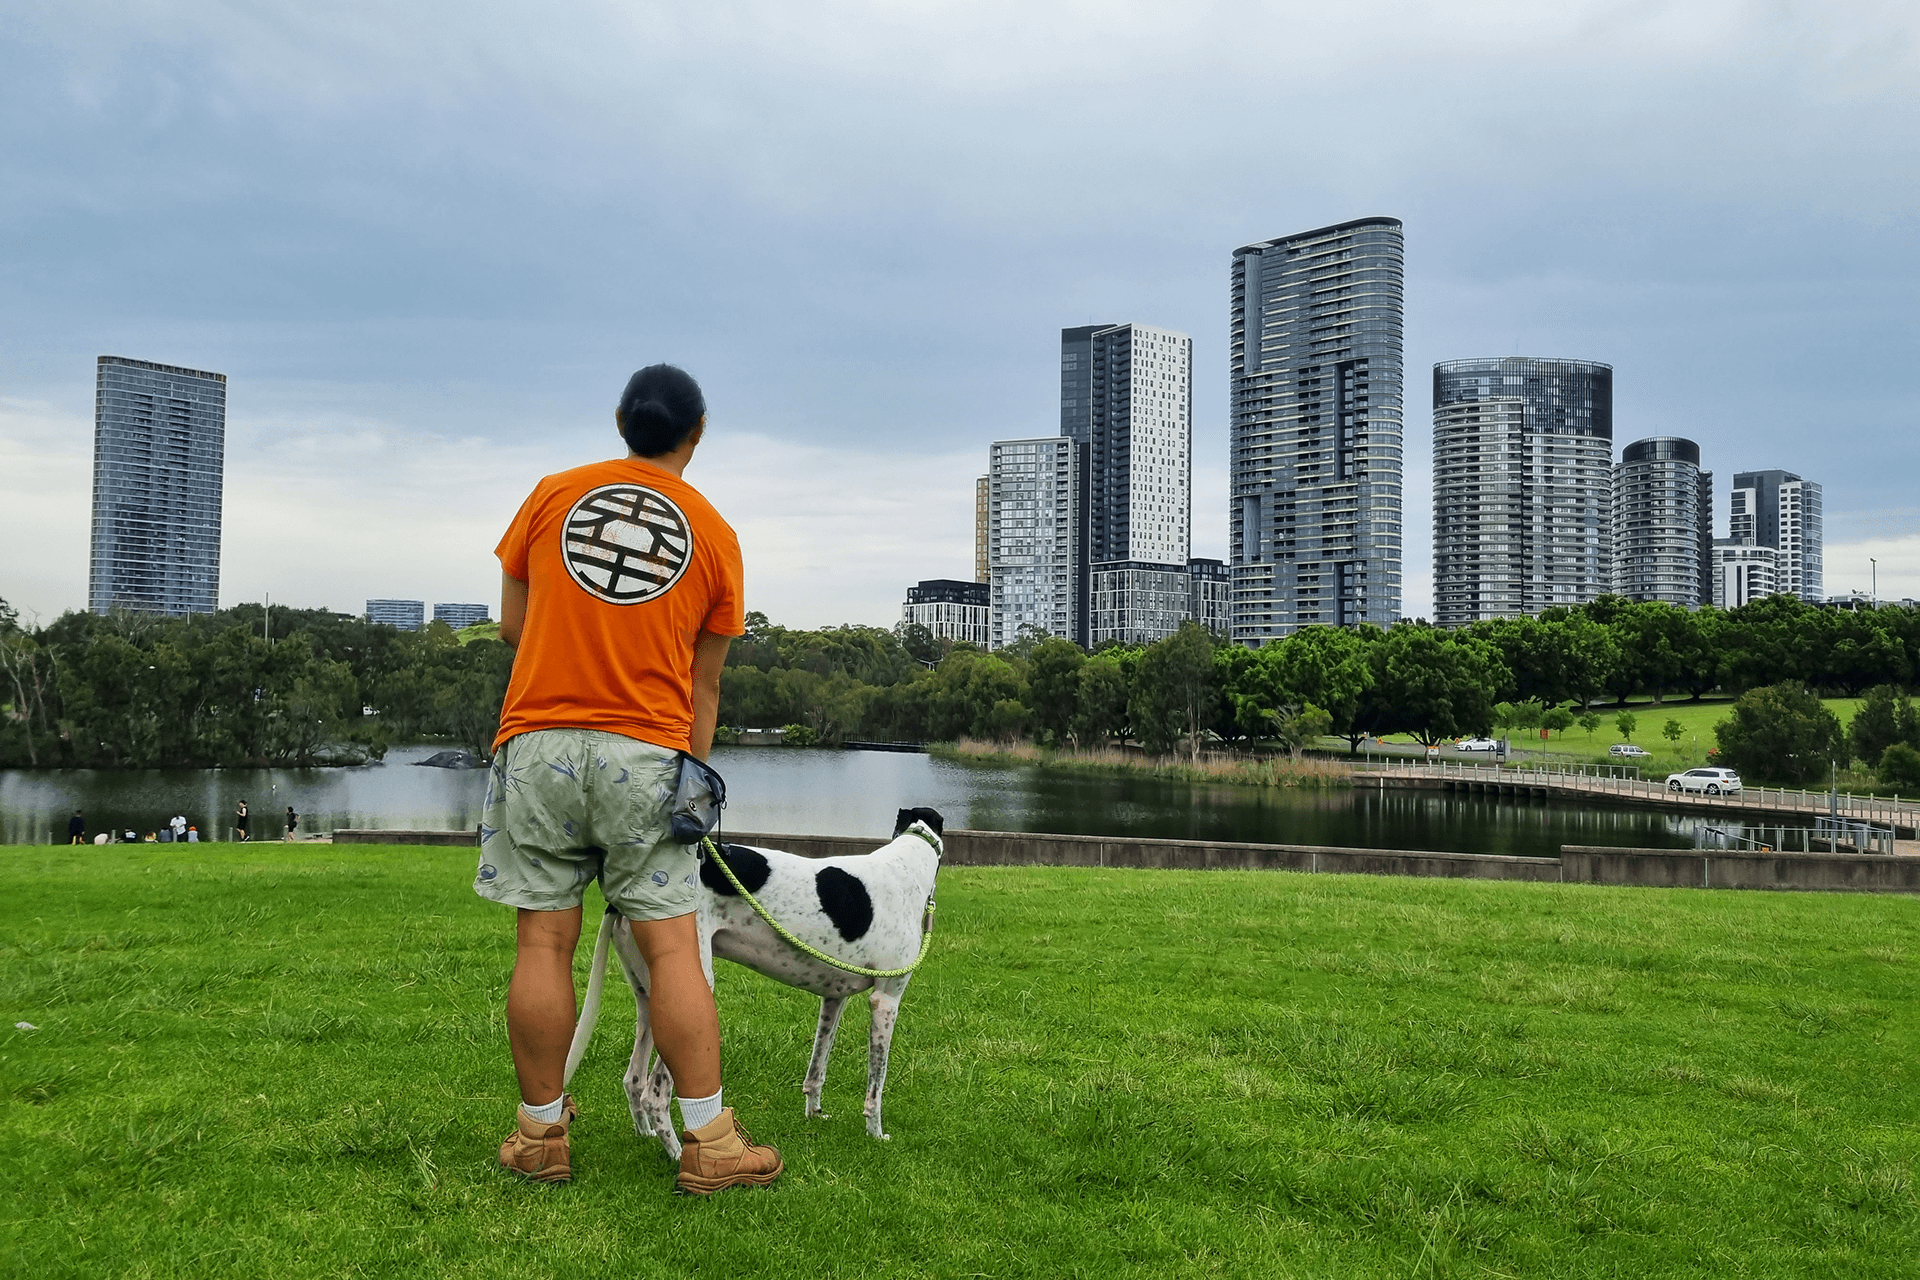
493, 456, 745, 753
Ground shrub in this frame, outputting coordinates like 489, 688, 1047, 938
779, 723, 817, 748
1879, 742, 1920, 790
1713, 684, 1847, 785
1847, 684, 1919, 768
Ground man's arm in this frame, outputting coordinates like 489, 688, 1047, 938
688, 629, 733, 761
500, 571, 528, 649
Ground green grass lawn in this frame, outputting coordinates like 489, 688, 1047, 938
3, 843, 1917, 1278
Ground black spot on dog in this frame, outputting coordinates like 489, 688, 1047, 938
893, 807, 944, 838
700, 844, 771, 896
815, 866, 873, 941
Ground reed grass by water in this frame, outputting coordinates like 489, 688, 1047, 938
938, 737, 1354, 790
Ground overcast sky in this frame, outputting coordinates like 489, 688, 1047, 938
4, 0, 1917, 629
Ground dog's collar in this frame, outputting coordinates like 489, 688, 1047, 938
904, 825, 942, 855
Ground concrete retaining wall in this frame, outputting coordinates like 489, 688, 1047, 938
334, 829, 479, 847
1560, 845, 1920, 893
331, 827, 1919, 893
732, 830, 1558, 880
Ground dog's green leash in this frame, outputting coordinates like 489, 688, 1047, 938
700, 833, 938, 979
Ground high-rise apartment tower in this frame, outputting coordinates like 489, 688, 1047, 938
1730, 470, 1823, 603
1230, 218, 1404, 643
88, 356, 226, 615
987, 438, 1084, 648
1612, 437, 1712, 605
1062, 323, 1196, 646
1431, 358, 1613, 626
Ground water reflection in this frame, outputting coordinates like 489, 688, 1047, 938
1, 744, 1734, 857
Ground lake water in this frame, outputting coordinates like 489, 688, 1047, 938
0, 744, 1713, 857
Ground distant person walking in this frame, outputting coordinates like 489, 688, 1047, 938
68, 810, 86, 845
480, 362, 775, 1195
284, 806, 298, 841
171, 813, 187, 843
235, 800, 250, 842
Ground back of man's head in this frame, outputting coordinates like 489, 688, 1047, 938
617, 364, 706, 458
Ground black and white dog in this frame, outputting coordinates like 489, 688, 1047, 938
564, 807, 944, 1157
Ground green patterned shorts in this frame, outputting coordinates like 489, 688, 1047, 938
473, 728, 698, 921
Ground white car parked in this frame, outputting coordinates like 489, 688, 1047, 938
1666, 767, 1742, 795
1455, 737, 1500, 752
1608, 743, 1652, 759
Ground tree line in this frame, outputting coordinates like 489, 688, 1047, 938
722, 595, 1920, 783
0, 598, 511, 769
8, 592, 1918, 782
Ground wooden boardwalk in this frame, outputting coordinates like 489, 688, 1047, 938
1357, 759, 1920, 840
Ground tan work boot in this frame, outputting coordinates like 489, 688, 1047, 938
675, 1108, 783, 1196
499, 1095, 577, 1184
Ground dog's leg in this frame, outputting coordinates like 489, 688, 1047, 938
864, 975, 911, 1140
804, 995, 848, 1119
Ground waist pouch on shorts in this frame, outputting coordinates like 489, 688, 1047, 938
670, 753, 727, 844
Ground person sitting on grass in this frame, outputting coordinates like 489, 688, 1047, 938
479, 362, 778, 1195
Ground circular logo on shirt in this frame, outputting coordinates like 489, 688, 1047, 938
560, 484, 694, 605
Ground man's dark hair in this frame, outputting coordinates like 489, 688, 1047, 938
617, 364, 706, 457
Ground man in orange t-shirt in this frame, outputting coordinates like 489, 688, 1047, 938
481, 364, 780, 1195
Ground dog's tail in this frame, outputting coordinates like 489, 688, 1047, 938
563, 905, 620, 1088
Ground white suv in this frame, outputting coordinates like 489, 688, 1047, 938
1666, 767, 1742, 795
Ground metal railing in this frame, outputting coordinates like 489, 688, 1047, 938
1353, 755, 1918, 837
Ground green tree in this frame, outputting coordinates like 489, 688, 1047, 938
1129, 623, 1217, 760
1578, 711, 1602, 739
1026, 637, 1086, 746
1074, 657, 1130, 746
1713, 683, 1848, 785
1846, 684, 1919, 767
1662, 718, 1684, 750
1271, 703, 1333, 759
1542, 706, 1575, 737
1614, 710, 1638, 741
1878, 742, 1920, 790
1368, 625, 1508, 747
1265, 625, 1378, 753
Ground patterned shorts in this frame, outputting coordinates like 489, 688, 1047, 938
474, 728, 699, 921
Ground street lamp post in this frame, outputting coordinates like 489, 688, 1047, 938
1871, 558, 1877, 607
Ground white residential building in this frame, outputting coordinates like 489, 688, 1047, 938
988, 437, 1083, 648
1731, 470, 1823, 603
901, 580, 990, 647
1712, 539, 1780, 609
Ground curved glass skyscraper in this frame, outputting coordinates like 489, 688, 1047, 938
1431, 357, 1613, 626
1229, 217, 1403, 643
1612, 437, 1713, 605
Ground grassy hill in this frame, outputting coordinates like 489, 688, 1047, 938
2, 842, 1915, 1278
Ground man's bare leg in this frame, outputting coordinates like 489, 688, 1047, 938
628, 912, 721, 1098
507, 905, 583, 1105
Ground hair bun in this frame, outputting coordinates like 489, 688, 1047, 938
617, 365, 707, 458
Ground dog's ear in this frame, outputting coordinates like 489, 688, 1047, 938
894, 806, 944, 837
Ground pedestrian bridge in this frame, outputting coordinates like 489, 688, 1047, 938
1356, 758, 1920, 841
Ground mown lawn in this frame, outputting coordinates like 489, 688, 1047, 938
2, 842, 1917, 1278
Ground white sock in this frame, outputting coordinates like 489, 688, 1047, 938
522, 1094, 567, 1124
678, 1088, 724, 1131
